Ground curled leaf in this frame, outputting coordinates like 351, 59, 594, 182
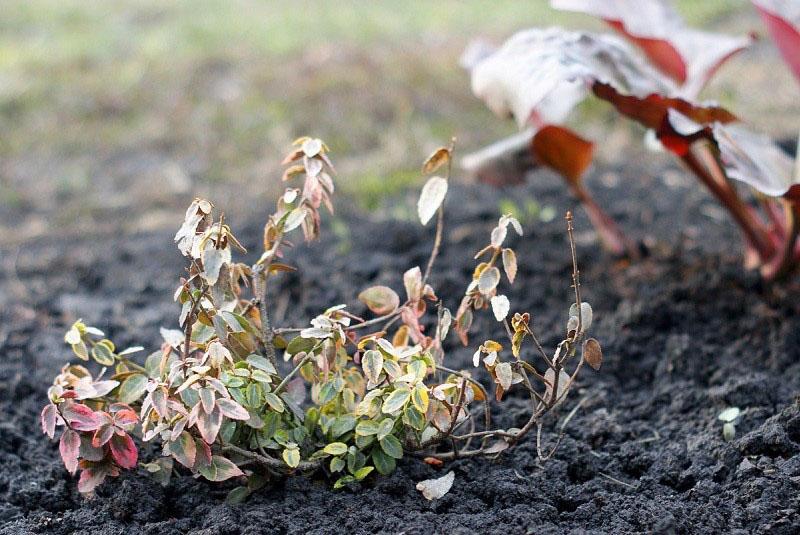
358, 286, 400, 315
490, 295, 510, 322
583, 338, 603, 370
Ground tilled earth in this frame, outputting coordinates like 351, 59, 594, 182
2, 164, 800, 534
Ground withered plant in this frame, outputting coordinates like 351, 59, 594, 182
42, 138, 601, 499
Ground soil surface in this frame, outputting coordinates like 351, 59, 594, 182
2, 161, 800, 534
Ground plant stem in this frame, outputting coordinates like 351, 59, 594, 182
682, 145, 776, 263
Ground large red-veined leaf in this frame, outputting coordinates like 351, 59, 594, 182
109, 433, 138, 469
551, 0, 752, 96
753, 0, 800, 82
469, 28, 671, 129
59, 429, 81, 474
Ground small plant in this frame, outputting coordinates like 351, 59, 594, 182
718, 407, 741, 441
464, 0, 800, 279
42, 138, 602, 498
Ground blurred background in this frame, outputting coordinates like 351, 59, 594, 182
1, 0, 798, 247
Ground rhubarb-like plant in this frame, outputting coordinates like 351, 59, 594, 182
42, 139, 602, 498
464, 0, 800, 279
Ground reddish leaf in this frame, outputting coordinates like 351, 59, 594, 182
109, 433, 138, 469
79, 434, 106, 461
754, 0, 800, 83
59, 429, 81, 474
61, 403, 102, 432
77, 466, 109, 494
194, 437, 212, 469
112, 409, 139, 430
41, 404, 57, 439
216, 398, 250, 421
196, 406, 223, 444
358, 286, 400, 315
531, 125, 594, 185
91, 425, 114, 447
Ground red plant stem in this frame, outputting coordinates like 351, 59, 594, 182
681, 147, 776, 263
762, 200, 800, 281
567, 181, 632, 257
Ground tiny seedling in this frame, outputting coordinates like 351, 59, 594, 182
718, 406, 741, 441
42, 138, 602, 498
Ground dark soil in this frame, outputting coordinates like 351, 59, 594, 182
2, 161, 800, 534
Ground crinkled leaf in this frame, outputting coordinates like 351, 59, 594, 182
552, 0, 751, 96
495, 362, 513, 390
490, 295, 511, 322
416, 471, 455, 501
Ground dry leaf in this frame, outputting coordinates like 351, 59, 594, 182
583, 337, 603, 370
416, 471, 455, 500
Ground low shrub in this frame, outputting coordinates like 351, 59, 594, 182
42, 139, 601, 499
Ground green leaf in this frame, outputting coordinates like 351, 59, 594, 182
247, 354, 277, 375
355, 419, 380, 436
71, 341, 89, 361
318, 381, 337, 405
412, 384, 429, 413
323, 442, 348, 456
330, 456, 346, 472
353, 466, 374, 481
330, 415, 356, 438
286, 336, 316, 356
226, 486, 251, 504
333, 475, 356, 489
361, 350, 384, 385
381, 387, 411, 414
379, 435, 403, 459
377, 418, 395, 441
91, 340, 116, 366
372, 447, 396, 475
118, 374, 148, 404
402, 406, 426, 431
283, 448, 300, 468
264, 392, 285, 413
198, 455, 244, 482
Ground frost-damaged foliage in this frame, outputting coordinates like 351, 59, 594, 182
464, 0, 800, 279
42, 138, 601, 499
